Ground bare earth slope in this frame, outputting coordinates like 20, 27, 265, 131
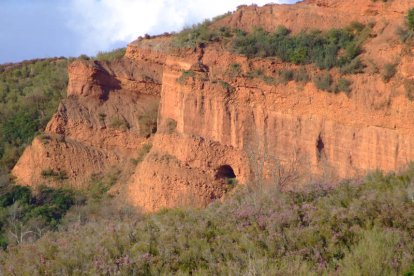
12, 0, 414, 211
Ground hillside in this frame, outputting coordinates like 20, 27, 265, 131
0, 58, 68, 172
1, 0, 414, 274
1, 168, 414, 274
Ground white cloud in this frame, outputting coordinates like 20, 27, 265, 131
66, 0, 297, 55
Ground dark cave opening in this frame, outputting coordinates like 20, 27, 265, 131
316, 134, 325, 160
215, 165, 236, 180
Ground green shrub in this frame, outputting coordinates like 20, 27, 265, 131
339, 228, 409, 275
87, 175, 113, 201
397, 26, 414, 43
98, 113, 106, 125
405, 265, 414, 276
335, 78, 352, 94
279, 69, 294, 84
177, 70, 195, 84
232, 27, 271, 58
34, 186, 76, 218
314, 72, 333, 92
340, 57, 365, 74
347, 21, 366, 33
131, 143, 152, 165
0, 185, 31, 207
165, 118, 177, 134
78, 54, 90, 60
218, 80, 235, 93
109, 116, 130, 131
39, 134, 52, 145
41, 169, 68, 181
226, 63, 242, 78
262, 75, 278, 85
293, 67, 310, 83
1, 111, 39, 145
382, 63, 397, 82
247, 69, 263, 79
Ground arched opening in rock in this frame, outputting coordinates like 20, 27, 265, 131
215, 165, 237, 184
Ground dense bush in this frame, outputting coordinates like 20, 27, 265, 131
335, 78, 352, 94
1, 168, 413, 274
0, 59, 68, 171
313, 73, 353, 94
232, 23, 368, 71
0, 182, 78, 249
314, 72, 333, 92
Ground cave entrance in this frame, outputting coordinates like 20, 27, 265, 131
316, 134, 325, 160
215, 165, 236, 184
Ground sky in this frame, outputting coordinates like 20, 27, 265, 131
0, 0, 297, 63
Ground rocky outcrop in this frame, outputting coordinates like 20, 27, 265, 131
13, 57, 162, 187
12, 0, 414, 211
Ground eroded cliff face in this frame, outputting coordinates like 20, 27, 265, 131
12, 0, 414, 211
12, 56, 162, 188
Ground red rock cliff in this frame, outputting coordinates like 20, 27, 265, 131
12, 0, 414, 211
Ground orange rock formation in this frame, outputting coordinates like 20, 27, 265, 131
12, 0, 414, 211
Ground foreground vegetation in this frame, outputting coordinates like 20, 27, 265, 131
0, 167, 413, 274
0, 184, 77, 249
